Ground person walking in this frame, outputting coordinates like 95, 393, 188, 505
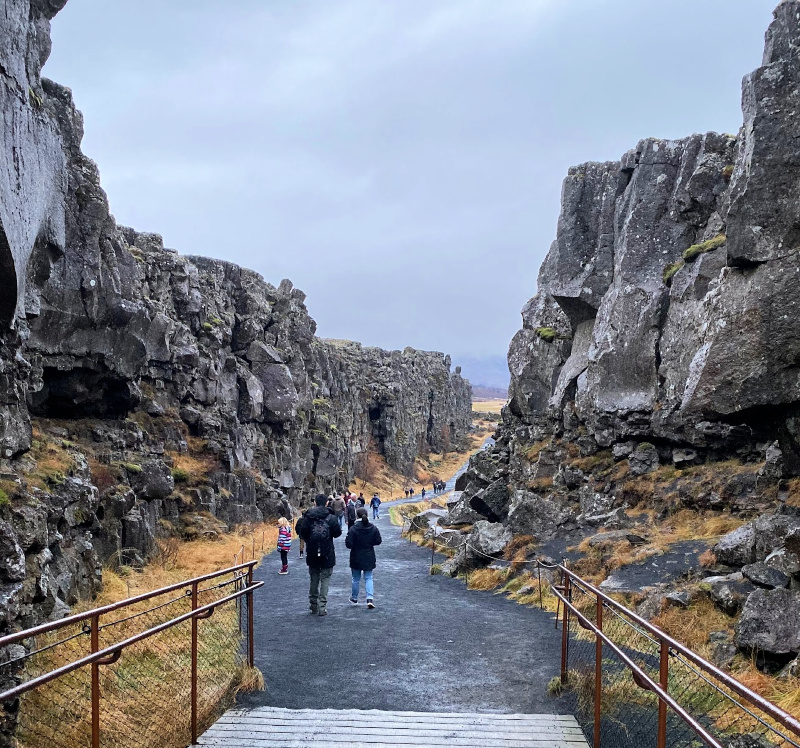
331, 493, 346, 530
277, 517, 292, 574
346, 508, 382, 609
369, 492, 381, 520
346, 496, 358, 529
357, 492, 366, 508
296, 494, 341, 616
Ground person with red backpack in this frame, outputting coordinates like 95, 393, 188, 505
296, 494, 342, 616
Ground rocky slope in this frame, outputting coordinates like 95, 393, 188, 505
0, 0, 471, 632
444, 1, 800, 670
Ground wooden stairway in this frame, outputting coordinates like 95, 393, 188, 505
197, 706, 589, 747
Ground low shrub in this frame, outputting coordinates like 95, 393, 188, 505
534, 327, 558, 343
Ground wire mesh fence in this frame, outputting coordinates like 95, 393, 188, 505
0, 563, 261, 748
557, 570, 800, 748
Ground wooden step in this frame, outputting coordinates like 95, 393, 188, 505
198, 707, 589, 747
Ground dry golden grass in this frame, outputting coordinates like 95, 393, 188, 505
95, 522, 279, 606
167, 442, 221, 487
17, 523, 278, 748
466, 567, 509, 590
471, 399, 506, 414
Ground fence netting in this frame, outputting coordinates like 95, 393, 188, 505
563, 577, 800, 748
1, 569, 254, 748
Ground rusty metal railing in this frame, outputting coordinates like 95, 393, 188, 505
546, 563, 800, 748
0, 561, 263, 748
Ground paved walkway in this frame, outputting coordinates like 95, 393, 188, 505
237, 501, 569, 714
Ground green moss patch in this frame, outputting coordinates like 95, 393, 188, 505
534, 327, 558, 343
682, 234, 726, 262
663, 260, 685, 286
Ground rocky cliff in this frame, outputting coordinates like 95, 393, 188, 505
446, 1, 800, 667
0, 0, 471, 631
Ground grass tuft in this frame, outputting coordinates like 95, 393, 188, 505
683, 233, 727, 262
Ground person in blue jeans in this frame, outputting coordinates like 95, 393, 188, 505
345, 508, 382, 609
369, 493, 381, 519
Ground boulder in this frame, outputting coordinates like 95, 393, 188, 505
468, 479, 510, 522
758, 441, 784, 480
628, 444, 659, 476
410, 508, 447, 534
506, 490, 572, 537
752, 514, 800, 560
672, 448, 698, 467
765, 547, 800, 578
431, 528, 463, 551
612, 442, 636, 461
742, 561, 790, 590
735, 588, 800, 657
703, 573, 756, 615
465, 521, 512, 561
709, 631, 737, 670
714, 524, 756, 567
129, 459, 175, 502
445, 496, 482, 526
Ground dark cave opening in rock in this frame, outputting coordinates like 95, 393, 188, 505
0, 222, 18, 328
29, 366, 137, 419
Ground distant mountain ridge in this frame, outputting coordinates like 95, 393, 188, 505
472, 385, 508, 400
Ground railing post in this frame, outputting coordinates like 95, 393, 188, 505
560, 572, 570, 684
191, 581, 198, 745
594, 594, 602, 748
246, 565, 255, 668
658, 640, 668, 748
90, 614, 100, 748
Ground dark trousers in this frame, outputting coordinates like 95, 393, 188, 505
280, 550, 288, 566
309, 566, 333, 612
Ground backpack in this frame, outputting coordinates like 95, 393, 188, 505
308, 516, 331, 558
347, 502, 357, 523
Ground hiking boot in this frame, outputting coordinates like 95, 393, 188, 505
318, 609, 328, 617
349, 597, 358, 605
309, 606, 318, 614
367, 599, 375, 609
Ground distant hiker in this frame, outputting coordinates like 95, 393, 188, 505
370, 493, 381, 520
410, 488, 415, 498
357, 493, 366, 508
346, 497, 358, 529
346, 508, 382, 609
331, 494, 346, 529
296, 494, 341, 616
404, 489, 409, 499
421, 487, 426, 499
277, 517, 292, 574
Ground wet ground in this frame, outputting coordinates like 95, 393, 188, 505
239, 505, 570, 714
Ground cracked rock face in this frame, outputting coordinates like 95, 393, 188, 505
0, 0, 473, 644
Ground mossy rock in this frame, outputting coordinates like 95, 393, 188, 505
637, 442, 656, 452
663, 260, 685, 286
124, 463, 143, 474
722, 164, 734, 181
683, 234, 727, 262
201, 322, 213, 332
534, 327, 558, 343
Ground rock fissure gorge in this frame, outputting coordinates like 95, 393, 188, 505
438, 1, 800, 678
0, 0, 472, 633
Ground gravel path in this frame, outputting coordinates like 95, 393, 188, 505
238, 508, 569, 714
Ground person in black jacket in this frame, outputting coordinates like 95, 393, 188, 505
296, 494, 342, 616
345, 508, 382, 609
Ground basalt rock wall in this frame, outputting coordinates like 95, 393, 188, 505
0, 0, 471, 635
454, 2, 800, 540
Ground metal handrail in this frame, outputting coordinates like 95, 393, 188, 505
559, 565, 800, 740
0, 580, 263, 703
551, 582, 725, 748
0, 560, 258, 648
0, 561, 262, 748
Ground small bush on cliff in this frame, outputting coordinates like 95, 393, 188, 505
0, 489, 9, 508
172, 468, 190, 484
534, 327, 558, 343
683, 234, 727, 262
663, 260, 684, 285
722, 164, 734, 181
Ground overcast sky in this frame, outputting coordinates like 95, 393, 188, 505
45, 0, 776, 385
